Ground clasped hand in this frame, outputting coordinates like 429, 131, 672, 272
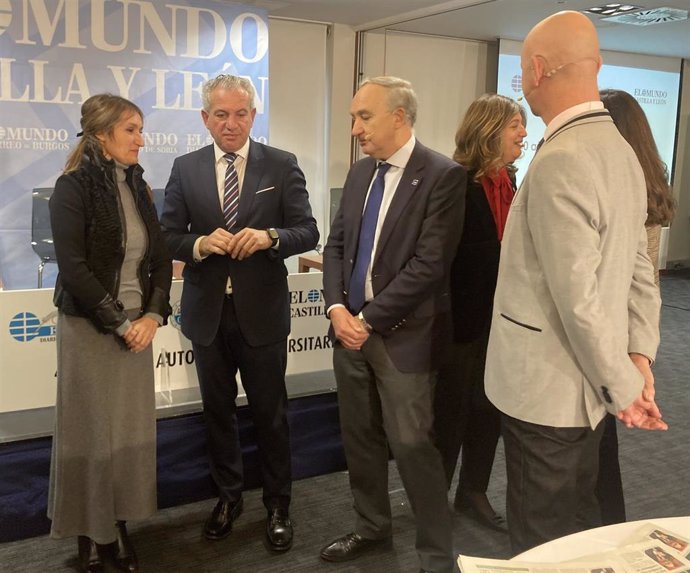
330, 307, 369, 350
616, 352, 668, 431
199, 227, 272, 260
122, 316, 158, 353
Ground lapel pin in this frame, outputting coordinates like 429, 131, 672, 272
411, 179, 419, 186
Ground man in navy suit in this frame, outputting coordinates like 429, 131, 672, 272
160, 74, 318, 552
321, 76, 466, 573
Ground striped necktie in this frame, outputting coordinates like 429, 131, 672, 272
223, 152, 240, 230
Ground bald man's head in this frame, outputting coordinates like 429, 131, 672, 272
521, 11, 603, 121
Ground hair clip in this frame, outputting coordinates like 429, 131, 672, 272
76, 131, 84, 137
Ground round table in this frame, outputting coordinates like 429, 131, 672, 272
514, 516, 690, 562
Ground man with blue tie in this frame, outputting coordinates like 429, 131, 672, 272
321, 76, 467, 573
160, 75, 318, 552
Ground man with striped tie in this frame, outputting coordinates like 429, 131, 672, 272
160, 75, 318, 553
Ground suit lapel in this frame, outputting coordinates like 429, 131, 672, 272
238, 140, 262, 227
373, 145, 425, 267
346, 160, 377, 257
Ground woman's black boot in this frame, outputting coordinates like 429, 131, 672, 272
77, 536, 104, 572
114, 521, 139, 572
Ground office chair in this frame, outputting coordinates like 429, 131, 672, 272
31, 188, 56, 288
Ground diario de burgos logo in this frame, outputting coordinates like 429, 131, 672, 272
0, 126, 70, 151
8, 311, 56, 342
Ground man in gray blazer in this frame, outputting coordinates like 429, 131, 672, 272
161, 75, 318, 552
485, 12, 667, 555
321, 77, 466, 573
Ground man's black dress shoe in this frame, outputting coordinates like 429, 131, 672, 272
320, 532, 391, 562
114, 521, 138, 572
203, 498, 244, 540
77, 536, 104, 573
454, 491, 508, 533
266, 508, 293, 552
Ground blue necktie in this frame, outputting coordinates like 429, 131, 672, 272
223, 153, 239, 230
348, 162, 391, 313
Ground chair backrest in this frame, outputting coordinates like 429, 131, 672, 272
31, 188, 56, 261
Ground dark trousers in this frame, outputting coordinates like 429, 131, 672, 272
434, 327, 501, 498
192, 295, 291, 510
333, 335, 454, 573
501, 413, 604, 556
596, 413, 626, 524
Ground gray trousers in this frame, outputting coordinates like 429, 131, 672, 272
501, 413, 605, 556
334, 334, 454, 573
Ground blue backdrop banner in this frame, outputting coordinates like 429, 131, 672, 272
0, 0, 269, 289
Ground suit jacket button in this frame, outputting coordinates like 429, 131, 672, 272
601, 386, 613, 404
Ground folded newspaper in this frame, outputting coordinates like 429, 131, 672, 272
458, 522, 690, 573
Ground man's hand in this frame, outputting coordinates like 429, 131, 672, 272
617, 393, 668, 431
227, 228, 272, 260
199, 228, 234, 257
630, 352, 655, 401
330, 307, 369, 350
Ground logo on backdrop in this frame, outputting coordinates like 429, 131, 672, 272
0, 125, 70, 151
0, 0, 269, 289
633, 87, 668, 105
8, 311, 56, 342
170, 301, 182, 330
511, 74, 522, 93
290, 288, 325, 318
288, 288, 331, 353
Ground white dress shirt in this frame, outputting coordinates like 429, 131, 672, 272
327, 135, 417, 317
362, 135, 416, 301
543, 101, 605, 141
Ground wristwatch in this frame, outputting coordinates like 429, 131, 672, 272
266, 228, 279, 247
357, 312, 373, 333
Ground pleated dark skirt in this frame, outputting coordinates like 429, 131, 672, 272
48, 311, 156, 544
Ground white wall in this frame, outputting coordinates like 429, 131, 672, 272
668, 59, 690, 267
268, 18, 329, 266
268, 19, 357, 253
361, 30, 495, 159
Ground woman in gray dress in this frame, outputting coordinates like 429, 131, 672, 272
48, 94, 172, 572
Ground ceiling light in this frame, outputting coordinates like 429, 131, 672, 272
583, 3, 644, 16
603, 6, 689, 25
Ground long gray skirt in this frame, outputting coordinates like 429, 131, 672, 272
48, 311, 156, 544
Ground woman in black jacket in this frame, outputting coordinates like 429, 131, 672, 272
47, 94, 171, 573
434, 94, 526, 533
